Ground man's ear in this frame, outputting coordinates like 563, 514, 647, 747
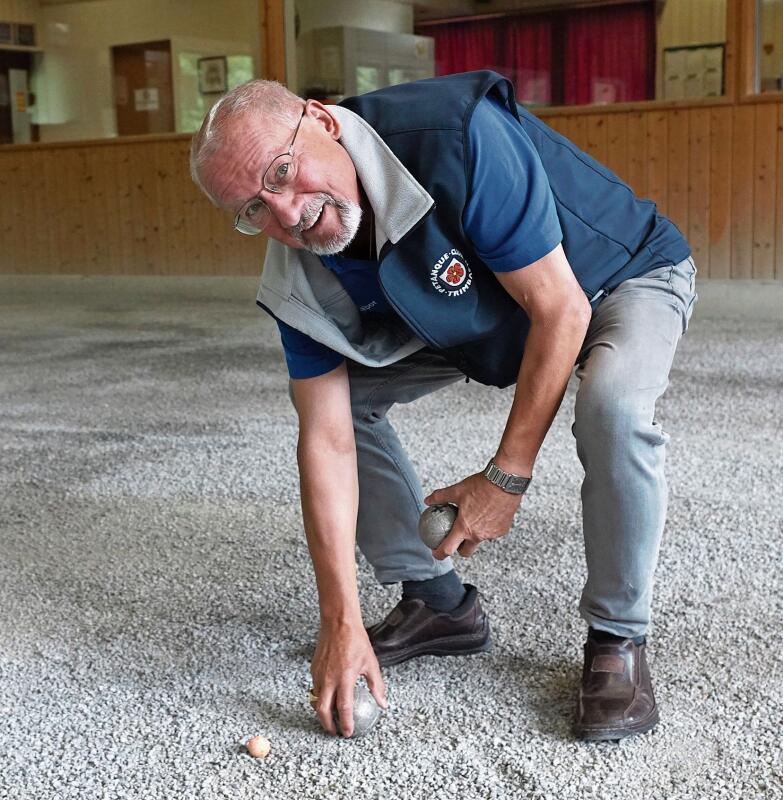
304, 99, 341, 141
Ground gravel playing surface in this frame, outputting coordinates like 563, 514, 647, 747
1, 276, 781, 800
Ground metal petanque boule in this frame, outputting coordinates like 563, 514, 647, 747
331, 683, 382, 738
418, 503, 458, 549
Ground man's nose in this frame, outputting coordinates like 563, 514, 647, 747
263, 190, 305, 229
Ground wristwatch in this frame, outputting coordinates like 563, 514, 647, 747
483, 458, 532, 495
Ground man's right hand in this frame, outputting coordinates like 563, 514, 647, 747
310, 620, 388, 737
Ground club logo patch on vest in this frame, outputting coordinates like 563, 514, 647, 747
430, 249, 473, 297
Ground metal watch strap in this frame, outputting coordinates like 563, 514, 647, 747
483, 459, 532, 495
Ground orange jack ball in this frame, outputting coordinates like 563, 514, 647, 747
246, 735, 271, 759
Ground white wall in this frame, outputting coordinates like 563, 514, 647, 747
296, 0, 414, 37
31, 0, 260, 141
0, 0, 38, 24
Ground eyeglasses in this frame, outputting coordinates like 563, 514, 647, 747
233, 108, 306, 236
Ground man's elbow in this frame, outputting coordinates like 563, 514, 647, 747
530, 291, 592, 334
572, 292, 593, 331
297, 426, 356, 460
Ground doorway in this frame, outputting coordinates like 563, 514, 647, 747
0, 50, 34, 145
111, 40, 175, 136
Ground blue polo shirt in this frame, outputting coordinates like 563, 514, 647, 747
276, 95, 563, 379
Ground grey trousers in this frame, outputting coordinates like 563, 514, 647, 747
343, 257, 698, 639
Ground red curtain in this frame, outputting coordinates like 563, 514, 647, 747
563, 4, 655, 105
503, 16, 553, 105
421, 2, 654, 107
426, 15, 552, 105
428, 20, 499, 76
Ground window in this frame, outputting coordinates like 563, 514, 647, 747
415, 0, 728, 108
759, 0, 783, 92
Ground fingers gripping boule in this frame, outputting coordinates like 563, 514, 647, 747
309, 682, 382, 738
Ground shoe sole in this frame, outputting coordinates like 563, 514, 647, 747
375, 618, 492, 667
573, 705, 660, 741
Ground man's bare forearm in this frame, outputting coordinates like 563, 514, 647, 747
297, 436, 362, 626
495, 310, 590, 474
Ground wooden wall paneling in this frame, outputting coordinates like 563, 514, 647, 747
87, 146, 109, 271
731, 104, 756, 278
688, 108, 711, 274
61, 148, 81, 272
167, 140, 189, 273
155, 140, 176, 274
667, 110, 690, 236
776, 104, 783, 279
70, 149, 88, 271
128, 144, 150, 272
626, 112, 648, 197
151, 142, 171, 273
605, 113, 629, 183
751, 103, 777, 278
0, 155, 13, 270
116, 145, 136, 273
122, 145, 141, 272
139, 141, 164, 272
102, 143, 122, 274
17, 148, 34, 273
40, 149, 58, 272
543, 116, 569, 137
3, 153, 22, 273
570, 115, 588, 150
557, 115, 575, 140
27, 150, 47, 272
78, 149, 94, 271
646, 112, 669, 214
12, 155, 27, 272
585, 115, 608, 163
708, 106, 733, 278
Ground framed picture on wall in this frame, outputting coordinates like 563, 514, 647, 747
198, 56, 228, 94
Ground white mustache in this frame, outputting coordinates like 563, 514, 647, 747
290, 194, 337, 236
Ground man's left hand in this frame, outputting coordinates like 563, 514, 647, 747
423, 472, 522, 559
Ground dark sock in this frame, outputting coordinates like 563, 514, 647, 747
402, 570, 467, 613
589, 626, 646, 646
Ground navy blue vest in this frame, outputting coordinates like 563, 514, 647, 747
341, 71, 690, 388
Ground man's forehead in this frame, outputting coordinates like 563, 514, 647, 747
220, 112, 286, 162
205, 114, 287, 205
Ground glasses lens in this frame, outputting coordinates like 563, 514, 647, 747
235, 200, 270, 236
264, 154, 296, 192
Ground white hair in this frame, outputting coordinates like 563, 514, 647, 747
189, 79, 304, 204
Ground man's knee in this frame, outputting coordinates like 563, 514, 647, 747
572, 375, 655, 443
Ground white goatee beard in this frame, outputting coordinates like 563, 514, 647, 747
288, 193, 363, 256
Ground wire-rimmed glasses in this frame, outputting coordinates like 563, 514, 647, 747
233, 108, 306, 236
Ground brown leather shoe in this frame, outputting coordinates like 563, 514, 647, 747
365, 584, 491, 667
574, 632, 660, 741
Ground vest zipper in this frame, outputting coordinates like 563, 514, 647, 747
590, 287, 608, 305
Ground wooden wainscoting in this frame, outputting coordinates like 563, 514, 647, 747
536, 100, 783, 280
0, 134, 265, 275
2, 99, 783, 278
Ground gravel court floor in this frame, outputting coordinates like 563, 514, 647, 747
0, 276, 781, 800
